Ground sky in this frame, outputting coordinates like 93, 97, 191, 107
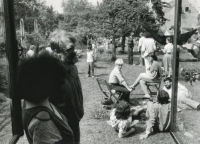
45, 0, 102, 13
44, 0, 200, 14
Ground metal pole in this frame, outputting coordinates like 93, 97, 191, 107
3, 0, 24, 142
171, 0, 181, 132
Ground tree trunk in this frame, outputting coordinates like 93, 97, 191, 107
121, 35, 126, 53
111, 36, 116, 61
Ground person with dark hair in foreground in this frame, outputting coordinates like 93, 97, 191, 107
107, 101, 145, 138
140, 90, 171, 139
130, 53, 162, 98
17, 53, 74, 144
49, 29, 84, 144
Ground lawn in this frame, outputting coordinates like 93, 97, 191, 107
1, 46, 200, 144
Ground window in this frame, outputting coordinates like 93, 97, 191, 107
185, 7, 189, 12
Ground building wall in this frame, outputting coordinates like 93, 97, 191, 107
163, 0, 199, 30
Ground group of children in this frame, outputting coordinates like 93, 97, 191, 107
107, 89, 171, 139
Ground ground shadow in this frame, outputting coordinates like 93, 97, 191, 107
95, 74, 109, 77
179, 59, 199, 62
94, 65, 107, 69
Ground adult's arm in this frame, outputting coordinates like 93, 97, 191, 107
116, 71, 132, 91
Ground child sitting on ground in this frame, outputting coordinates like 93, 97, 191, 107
107, 101, 146, 138
140, 90, 171, 139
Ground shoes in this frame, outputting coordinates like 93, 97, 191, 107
92, 76, 95, 78
86, 75, 90, 77
101, 98, 114, 105
132, 64, 136, 66
197, 104, 200, 110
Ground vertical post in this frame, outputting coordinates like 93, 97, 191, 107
171, 0, 182, 132
3, 0, 23, 142
20, 18, 24, 47
34, 19, 39, 54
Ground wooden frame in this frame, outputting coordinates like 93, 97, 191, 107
96, 77, 121, 103
2, 0, 24, 143
170, 0, 183, 143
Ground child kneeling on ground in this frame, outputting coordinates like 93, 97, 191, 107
107, 101, 145, 138
140, 90, 171, 139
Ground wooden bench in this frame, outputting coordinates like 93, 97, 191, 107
146, 78, 162, 96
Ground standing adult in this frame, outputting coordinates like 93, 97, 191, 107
127, 33, 134, 65
49, 29, 84, 144
141, 32, 157, 72
162, 37, 173, 76
108, 59, 132, 102
138, 32, 145, 66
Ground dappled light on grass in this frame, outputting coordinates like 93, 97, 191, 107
93, 106, 110, 120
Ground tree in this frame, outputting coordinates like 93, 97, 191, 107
61, 0, 98, 48
14, 0, 61, 47
96, 0, 169, 60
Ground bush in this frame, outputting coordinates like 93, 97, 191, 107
98, 48, 104, 54
105, 49, 112, 55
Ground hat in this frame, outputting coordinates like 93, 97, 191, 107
115, 59, 124, 65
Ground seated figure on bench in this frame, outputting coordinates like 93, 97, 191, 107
130, 53, 162, 99
108, 59, 132, 103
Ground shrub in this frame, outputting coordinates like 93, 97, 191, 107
98, 48, 104, 54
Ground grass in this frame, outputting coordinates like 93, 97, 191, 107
1, 46, 200, 144
77, 47, 176, 144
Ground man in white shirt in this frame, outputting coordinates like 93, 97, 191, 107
163, 77, 200, 110
162, 37, 173, 76
138, 32, 145, 66
108, 59, 132, 102
141, 33, 157, 71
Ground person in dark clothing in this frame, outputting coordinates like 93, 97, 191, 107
17, 53, 74, 144
127, 33, 134, 65
49, 29, 84, 144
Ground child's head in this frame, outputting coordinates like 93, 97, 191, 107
17, 52, 65, 103
115, 101, 131, 120
157, 90, 170, 104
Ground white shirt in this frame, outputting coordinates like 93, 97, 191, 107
141, 38, 156, 58
163, 83, 192, 101
108, 67, 125, 84
26, 50, 34, 57
138, 36, 145, 51
163, 43, 173, 54
87, 50, 94, 62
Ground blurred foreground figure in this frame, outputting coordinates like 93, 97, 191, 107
49, 29, 84, 144
17, 53, 74, 144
